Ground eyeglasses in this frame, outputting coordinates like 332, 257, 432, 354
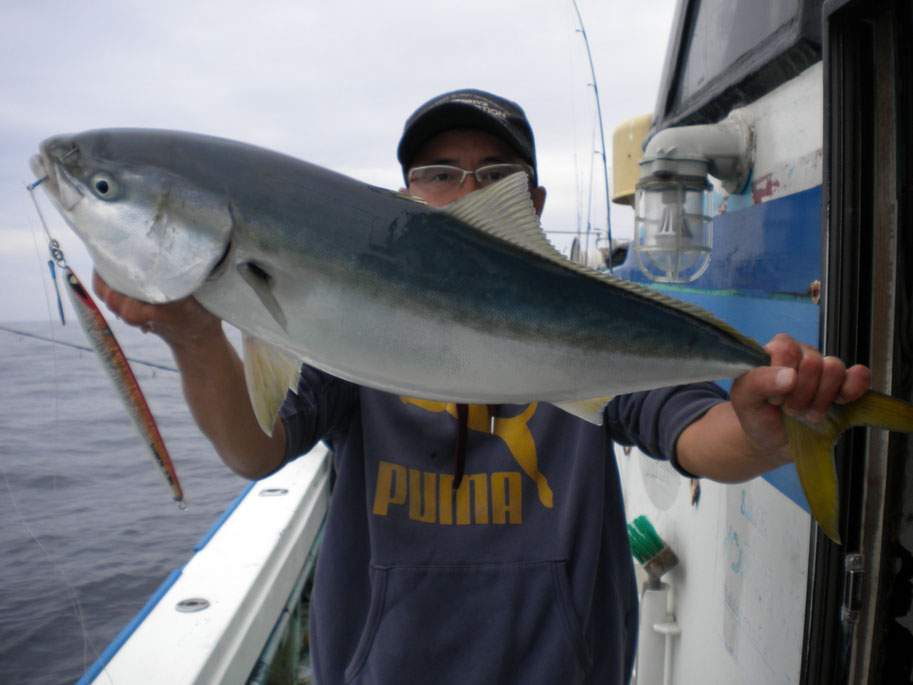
407, 163, 534, 195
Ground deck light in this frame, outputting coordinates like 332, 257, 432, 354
633, 112, 754, 283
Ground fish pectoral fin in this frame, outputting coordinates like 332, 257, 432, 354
551, 397, 613, 425
238, 261, 287, 331
242, 333, 302, 436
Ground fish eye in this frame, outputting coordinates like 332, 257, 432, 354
89, 172, 119, 200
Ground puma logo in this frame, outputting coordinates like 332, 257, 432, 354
399, 398, 554, 509
372, 462, 522, 524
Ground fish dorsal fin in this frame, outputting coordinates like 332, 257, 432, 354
594, 271, 766, 354
242, 333, 302, 436
393, 190, 429, 204
442, 172, 564, 261
444, 172, 764, 355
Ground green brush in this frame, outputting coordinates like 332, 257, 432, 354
627, 515, 679, 588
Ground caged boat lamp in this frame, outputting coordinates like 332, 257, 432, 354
632, 112, 754, 283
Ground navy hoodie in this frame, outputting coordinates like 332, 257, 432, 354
281, 366, 726, 685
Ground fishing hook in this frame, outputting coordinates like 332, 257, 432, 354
27, 176, 47, 191
27, 178, 63, 258
27, 180, 69, 322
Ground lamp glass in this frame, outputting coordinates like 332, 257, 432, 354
634, 181, 712, 283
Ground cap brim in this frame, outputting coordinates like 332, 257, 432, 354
398, 103, 535, 175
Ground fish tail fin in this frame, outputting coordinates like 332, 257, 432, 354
785, 414, 843, 543
840, 390, 913, 432
788, 391, 913, 544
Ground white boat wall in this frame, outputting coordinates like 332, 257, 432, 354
611, 1, 913, 683
79, 446, 330, 685
615, 61, 824, 685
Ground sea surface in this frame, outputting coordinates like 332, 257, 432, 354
0, 320, 248, 684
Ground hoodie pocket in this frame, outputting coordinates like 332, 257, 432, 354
344, 560, 593, 684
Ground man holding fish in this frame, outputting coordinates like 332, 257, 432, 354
89, 90, 871, 684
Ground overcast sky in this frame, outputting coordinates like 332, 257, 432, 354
0, 0, 676, 322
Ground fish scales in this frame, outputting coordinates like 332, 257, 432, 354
30, 128, 913, 542
56, 128, 756, 401
199, 186, 761, 402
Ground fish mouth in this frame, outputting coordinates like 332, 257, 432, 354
29, 153, 55, 197
30, 140, 84, 211
28, 153, 46, 185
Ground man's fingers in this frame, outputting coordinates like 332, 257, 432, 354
764, 333, 804, 368
804, 356, 846, 422
91, 269, 154, 326
766, 367, 796, 407
734, 366, 795, 408
762, 332, 873, 422
782, 350, 824, 417
836, 364, 872, 404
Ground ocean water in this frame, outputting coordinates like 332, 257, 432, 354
0, 320, 247, 685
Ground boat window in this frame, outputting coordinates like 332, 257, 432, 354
679, 0, 800, 100
650, 0, 822, 135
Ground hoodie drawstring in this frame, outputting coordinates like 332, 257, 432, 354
453, 404, 500, 489
453, 404, 469, 489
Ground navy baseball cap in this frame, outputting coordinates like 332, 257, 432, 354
397, 89, 537, 183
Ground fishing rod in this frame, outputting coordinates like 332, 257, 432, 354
571, 0, 614, 273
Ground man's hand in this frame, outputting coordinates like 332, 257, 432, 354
729, 333, 872, 465
92, 271, 222, 350
678, 333, 872, 482
92, 270, 287, 478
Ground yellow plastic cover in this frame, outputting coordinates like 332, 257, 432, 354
611, 113, 652, 205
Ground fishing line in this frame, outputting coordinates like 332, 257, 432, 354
0, 324, 178, 373
24, 178, 75, 421
0, 466, 106, 677
27, 177, 70, 316
20, 183, 103, 674
25, 180, 187, 507
24, 182, 64, 344
20, 182, 118, 683
27, 176, 57, 244
21, 186, 178, 374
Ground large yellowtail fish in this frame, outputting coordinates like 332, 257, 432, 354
30, 128, 913, 541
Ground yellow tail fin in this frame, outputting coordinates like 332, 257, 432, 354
788, 391, 913, 544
